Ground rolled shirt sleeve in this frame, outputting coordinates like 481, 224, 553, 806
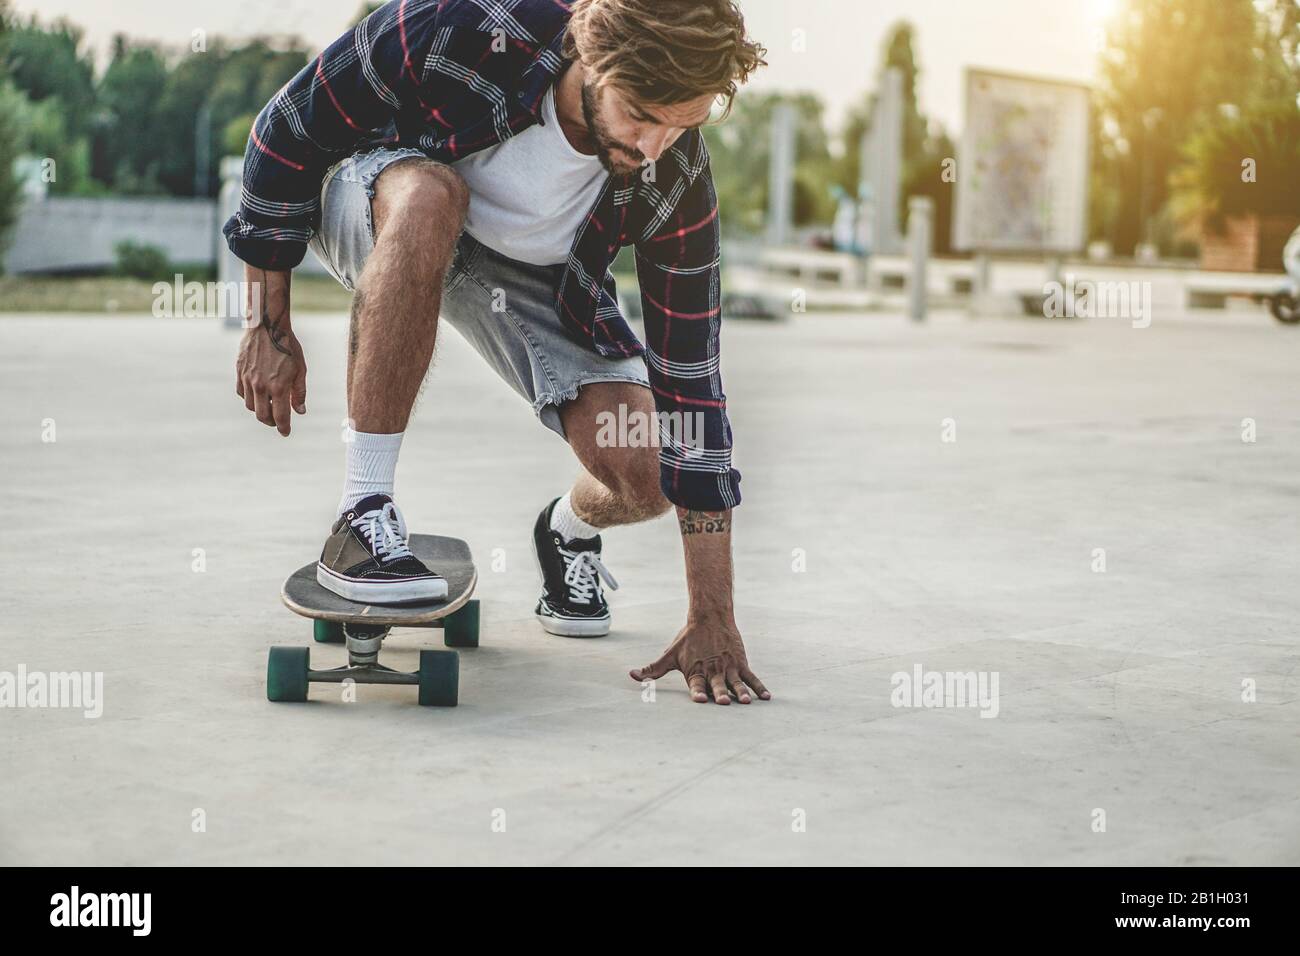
634, 162, 742, 512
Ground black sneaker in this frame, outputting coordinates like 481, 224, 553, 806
533, 498, 619, 637
316, 494, 448, 604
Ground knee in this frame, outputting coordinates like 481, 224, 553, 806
591, 449, 671, 520
373, 160, 469, 242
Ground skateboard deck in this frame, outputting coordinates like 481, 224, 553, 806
268, 534, 479, 707
282, 534, 477, 626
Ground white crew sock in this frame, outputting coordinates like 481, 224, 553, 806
338, 430, 404, 514
550, 491, 600, 541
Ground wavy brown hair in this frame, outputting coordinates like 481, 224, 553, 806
562, 0, 766, 120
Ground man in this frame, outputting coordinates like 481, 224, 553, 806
226, 0, 769, 705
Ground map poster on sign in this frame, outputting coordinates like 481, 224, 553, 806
953, 68, 1091, 255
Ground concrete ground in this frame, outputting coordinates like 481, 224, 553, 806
1, 304, 1297, 866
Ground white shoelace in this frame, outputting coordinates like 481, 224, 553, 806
560, 548, 619, 605
350, 502, 414, 563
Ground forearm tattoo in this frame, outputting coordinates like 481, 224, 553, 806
679, 509, 730, 535
258, 268, 292, 356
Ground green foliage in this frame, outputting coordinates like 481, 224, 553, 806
223, 113, 257, 159
113, 240, 172, 280
205, 40, 311, 161
836, 22, 930, 194
1171, 101, 1300, 228
0, 13, 97, 195
0, 12, 308, 199
94, 38, 170, 194
1093, 0, 1299, 253
702, 91, 836, 234
832, 21, 955, 252
901, 129, 957, 255
0, 15, 96, 141
0, 82, 24, 267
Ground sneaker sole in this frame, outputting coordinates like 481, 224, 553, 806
531, 528, 612, 637
316, 564, 448, 605
535, 611, 611, 638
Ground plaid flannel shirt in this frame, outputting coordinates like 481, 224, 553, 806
223, 0, 741, 511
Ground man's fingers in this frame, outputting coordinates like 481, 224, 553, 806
271, 386, 293, 435
242, 376, 256, 411
292, 364, 307, 414
686, 673, 709, 703
726, 668, 752, 704
628, 651, 674, 683
236, 367, 244, 398
740, 666, 771, 701
707, 671, 731, 705
253, 387, 274, 427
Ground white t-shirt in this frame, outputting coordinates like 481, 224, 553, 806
452, 86, 608, 266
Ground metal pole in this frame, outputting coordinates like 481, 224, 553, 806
908, 196, 933, 321
767, 102, 797, 247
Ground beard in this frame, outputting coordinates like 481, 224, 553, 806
580, 80, 644, 175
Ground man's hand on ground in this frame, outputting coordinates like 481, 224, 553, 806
235, 267, 306, 436
630, 618, 770, 705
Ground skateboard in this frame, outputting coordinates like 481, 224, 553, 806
267, 534, 478, 706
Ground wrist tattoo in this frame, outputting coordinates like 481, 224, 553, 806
258, 269, 292, 356
679, 509, 729, 535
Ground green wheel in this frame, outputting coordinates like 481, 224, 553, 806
313, 620, 345, 644
443, 599, 479, 648
417, 649, 459, 707
267, 646, 310, 702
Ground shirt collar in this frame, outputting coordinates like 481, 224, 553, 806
515, 29, 568, 122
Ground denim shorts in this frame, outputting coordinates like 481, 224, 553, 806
307, 147, 650, 439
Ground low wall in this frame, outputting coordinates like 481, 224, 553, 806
2, 191, 329, 277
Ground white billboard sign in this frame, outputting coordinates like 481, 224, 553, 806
953, 68, 1091, 254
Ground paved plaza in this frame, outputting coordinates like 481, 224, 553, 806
1, 304, 1297, 865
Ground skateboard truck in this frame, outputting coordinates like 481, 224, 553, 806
268, 535, 478, 707
268, 621, 462, 706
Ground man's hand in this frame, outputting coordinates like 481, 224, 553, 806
235, 267, 306, 436
630, 616, 770, 704
629, 506, 770, 705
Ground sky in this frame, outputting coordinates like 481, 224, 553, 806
12, 0, 1111, 135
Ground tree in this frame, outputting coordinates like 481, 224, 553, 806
153, 41, 228, 196
837, 22, 929, 194
702, 91, 836, 235
1093, 0, 1267, 254
0, 13, 96, 141
1171, 102, 1300, 228
92, 36, 169, 193
207, 39, 311, 164
0, 82, 24, 266
835, 21, 956, 252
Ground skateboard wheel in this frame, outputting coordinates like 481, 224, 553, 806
313, 620, 345, 644
267, 646, 310, 702
443, 599, 479, 648
417, 649, 459, 707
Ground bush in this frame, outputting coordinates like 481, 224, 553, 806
113, 240, 172, 280
1171, 102, 1300, 231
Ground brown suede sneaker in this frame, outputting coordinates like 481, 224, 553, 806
316, 494, 447, 604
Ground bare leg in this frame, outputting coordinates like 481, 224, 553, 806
347, 159, 469, 431
558, 381, 672, 528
